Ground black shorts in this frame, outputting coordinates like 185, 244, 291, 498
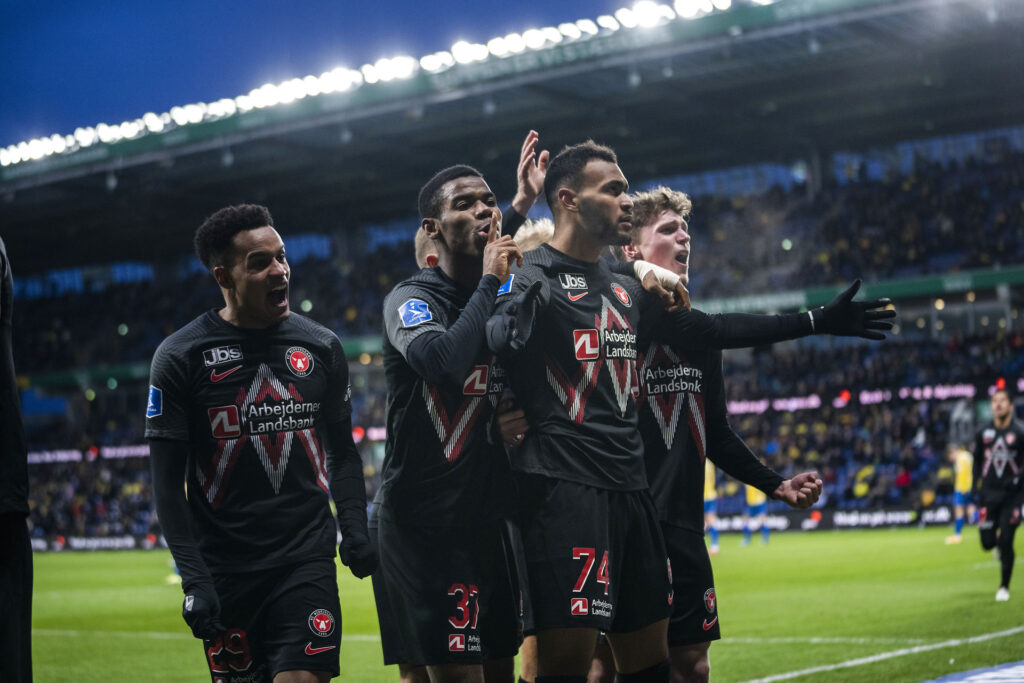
373, 518, 519, 666
516, 475, 672, 634
978, 491, 1024, 544
206, 557, 341, 682
662, 524, 720, 646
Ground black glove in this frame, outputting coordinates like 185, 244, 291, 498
182, 581, 226, 641
339, 531, 378, 579
486, 280, 546, 355
813, 279, 895, 340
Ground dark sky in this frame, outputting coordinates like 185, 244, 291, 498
0, 0, 611, 147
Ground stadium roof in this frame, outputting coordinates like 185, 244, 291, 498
2, 0, 1023, 272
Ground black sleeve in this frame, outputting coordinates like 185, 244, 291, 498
658, 307, 813, 350
703, 354, 783, 495
323, 416, 368, 538
609, 260, 634, 277
149, 438, 213, 590
501, 205, 527, 237
404, 275, 501, 387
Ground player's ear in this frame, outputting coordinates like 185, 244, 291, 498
421, 217, 441, 240
557, 187, 579, 214
212, 264, 233, 290
621, 243, 641, 261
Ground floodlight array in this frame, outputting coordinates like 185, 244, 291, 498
0, 0, 743, 169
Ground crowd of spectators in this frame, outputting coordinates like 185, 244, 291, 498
12, 151, 1024, 376
22, 330, 1021, 540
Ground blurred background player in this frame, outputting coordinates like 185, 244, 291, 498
972, 389, 1024, 601
946, 443, 974, 544
147, 204, 374, 683
0, 236, 31, 683
704, 461, 720, 555
741, 483, 769, 546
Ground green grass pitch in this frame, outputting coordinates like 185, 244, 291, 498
32, 527, 1023, 682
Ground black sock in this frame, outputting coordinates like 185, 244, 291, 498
1000, 546, 1015, 588
615, 660, 670, 683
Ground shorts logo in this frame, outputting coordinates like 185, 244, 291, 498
463, 365, 489, 395
702, 615, 718, 631
611, 283, 631, 307
574, 329, 600, 361
399, 299, 433, 327
667, 559, 674, 605
304, 642, 336, 655
559, 273, 588, 289
308, 609, 335, 637
496, 275, 515, 296
704, 588, 716, 613
146, 386, 163, 418
204, 345, 243, 367
286, 347, 314, 377
570, 597, 589, 615
208, 406, 242, 439
184, 595, 194, 611
449, 634, 466, 652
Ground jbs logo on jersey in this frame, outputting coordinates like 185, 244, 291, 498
449, 634, 465, 652
570, 597, 589, 616
559, 273, 588, 289
574, 330, 600, 361
203, 345, 243, 367
208, 406, 241, 439
463, 365, 489, 395
984, 429, 996, 442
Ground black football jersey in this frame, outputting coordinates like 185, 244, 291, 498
496, 245, 653, 491
638, 341, 720, 532
145, 311, 351, 572
0, 238, 28, 515
974, 418, 1024, 498
378, 267, 510, 526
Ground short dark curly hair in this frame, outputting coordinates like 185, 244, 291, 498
417, 165, 483, 220
194, 204, 274, 271
543, 140, 618, 211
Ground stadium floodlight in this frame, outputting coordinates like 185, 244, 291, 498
451, 40, 477, 64
542, 26, 563, 44
712, 0, 731, 10
559, 22, 583, 40
74, 127, 97, 147
523, 28, 547, 49
389, 55, 418, 79
143, 112, 164, 132
633, 1, 672, 26
235, 94, 255, 112
361, 64, 380, 84
674, 0, 701, 18
504, 32, 526, 53
576, 19, 599, 35
597, 14, 621, 30
615, 7, 639, 28
487, 37, 510, 57
50, 134, 66, 154
0, 149, 10, 167
302, 75, 322, 97
119, 120, 140, 138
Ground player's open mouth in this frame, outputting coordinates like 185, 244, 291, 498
675, 252, 689, 265
268, 285, 288, 306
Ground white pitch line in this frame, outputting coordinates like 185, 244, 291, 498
740, 625, 1024, 683
723, 636, 931, 645
34, 629, 381, 643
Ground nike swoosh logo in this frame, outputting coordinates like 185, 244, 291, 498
210, 365, 242, 382
304, 643, 336, 655
567, 292, 588, 301
702, 616, 718, 631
